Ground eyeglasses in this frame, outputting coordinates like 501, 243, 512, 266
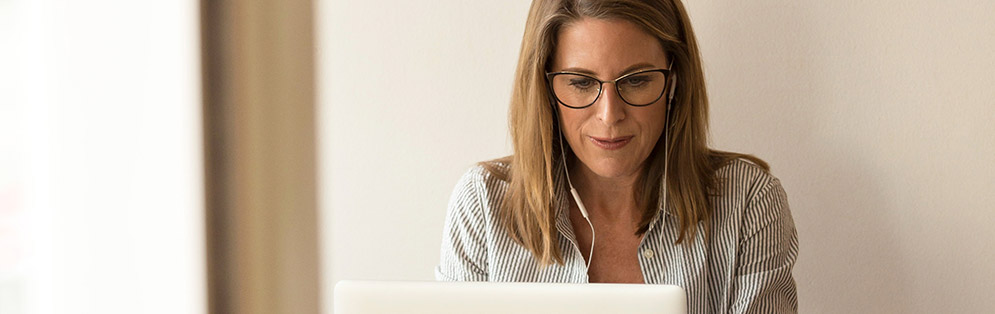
545, 68, 671, 109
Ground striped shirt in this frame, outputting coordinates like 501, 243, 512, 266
435, 158, 799, 313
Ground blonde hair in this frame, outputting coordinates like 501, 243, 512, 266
484, 0, 769, 267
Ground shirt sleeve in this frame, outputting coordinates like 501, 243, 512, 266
729, 176, 800, 313
434, 167, 489, 281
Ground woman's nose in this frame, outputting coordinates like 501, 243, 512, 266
594, 84, 626, 125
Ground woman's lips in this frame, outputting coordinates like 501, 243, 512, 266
589, 135, 633, 151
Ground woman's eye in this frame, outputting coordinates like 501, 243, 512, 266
622, 76, 652, 87
569, 78, 595, 89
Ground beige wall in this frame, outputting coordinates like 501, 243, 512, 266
689, 2, 995, 312
317, 2, 525, 307
318, 1, 995, 312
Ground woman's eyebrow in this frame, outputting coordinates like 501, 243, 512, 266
559, 62, 657, 77
618, 63, 657, 76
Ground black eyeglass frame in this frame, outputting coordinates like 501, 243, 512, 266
545, 68, 672, 109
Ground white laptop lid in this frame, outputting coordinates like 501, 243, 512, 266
334, 280, 687, 314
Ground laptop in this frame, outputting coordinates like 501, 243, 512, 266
334, 280, 687, 314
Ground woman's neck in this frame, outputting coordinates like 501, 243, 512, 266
567, 157, 643, 221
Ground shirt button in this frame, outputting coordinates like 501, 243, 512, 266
642, 249, 654, 259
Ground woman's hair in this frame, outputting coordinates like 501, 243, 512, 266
483, 0, 769, 267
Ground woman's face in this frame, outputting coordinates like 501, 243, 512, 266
550, 17, 670, 180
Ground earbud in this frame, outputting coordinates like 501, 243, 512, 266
666, 59, 677, 111
667, 76, 677, 104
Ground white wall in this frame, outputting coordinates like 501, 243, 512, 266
0, 1, 205, 313
318, 1, 995, 313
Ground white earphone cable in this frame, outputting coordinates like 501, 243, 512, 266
558, 127, 595, 270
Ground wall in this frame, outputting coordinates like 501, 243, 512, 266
688, 1, 994, 312
317, 0, 527, 304
318, 1, 995, 312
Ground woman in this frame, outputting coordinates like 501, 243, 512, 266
435, 0, 799, 313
